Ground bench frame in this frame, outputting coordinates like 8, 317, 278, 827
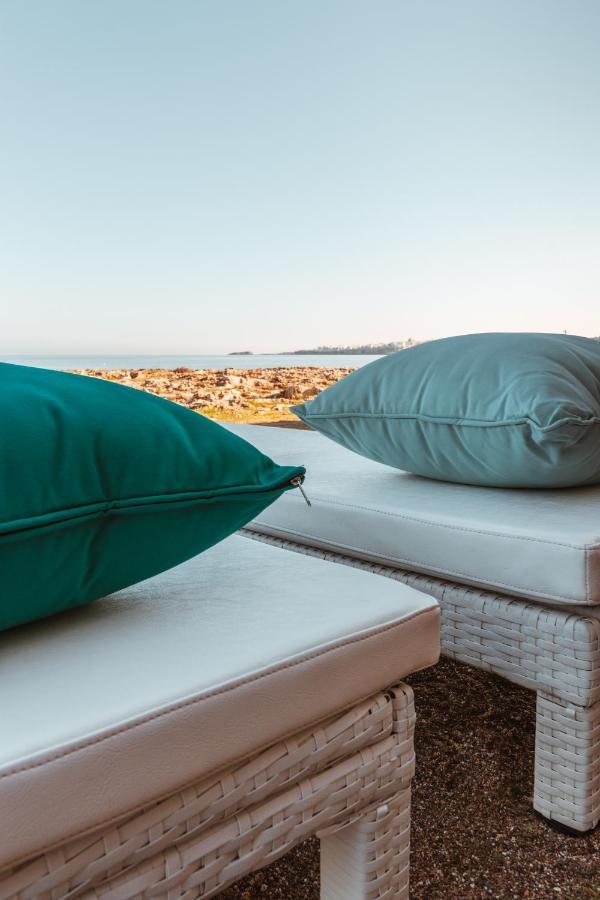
243, 529, 600, 834
1, 685, 415, 899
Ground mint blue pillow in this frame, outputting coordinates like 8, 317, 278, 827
292, 333, 600, 488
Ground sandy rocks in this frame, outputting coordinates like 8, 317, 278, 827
72, 366, 353, 424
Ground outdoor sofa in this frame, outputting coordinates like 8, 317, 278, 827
228, 423, 600, 834
0, 534, 439, 899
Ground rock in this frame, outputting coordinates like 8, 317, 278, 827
279, 384, 301, 399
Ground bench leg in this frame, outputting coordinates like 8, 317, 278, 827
534, 692, 600, 832
320, 786, 411, 899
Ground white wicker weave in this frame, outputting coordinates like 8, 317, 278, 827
535, 692, 600, 832
0, 685, 415, 900
241, 529, 600, 833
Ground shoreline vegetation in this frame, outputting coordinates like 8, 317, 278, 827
74, 366, 353, 424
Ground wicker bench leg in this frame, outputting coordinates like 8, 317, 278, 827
534, 692, 600, 833
320, 786, 411, 899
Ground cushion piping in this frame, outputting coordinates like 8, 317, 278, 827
278, 493, 600, 553
251, 522, 593, 605
0, 604, 436, 779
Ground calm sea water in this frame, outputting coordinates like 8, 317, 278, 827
1, 353, 381, 371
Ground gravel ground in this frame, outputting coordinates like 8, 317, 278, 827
221, 657, 600, 900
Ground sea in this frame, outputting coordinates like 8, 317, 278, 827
1, 354, 381, 371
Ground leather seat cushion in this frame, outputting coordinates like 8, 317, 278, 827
226, 424, 600, 607
0, 534, 439, 870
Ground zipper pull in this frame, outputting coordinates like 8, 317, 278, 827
290, 475, 311, 507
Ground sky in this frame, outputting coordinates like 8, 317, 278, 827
0, 1, 599, 354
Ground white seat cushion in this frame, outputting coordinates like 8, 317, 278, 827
226, 424, 600, 607
0, 534, 438, 870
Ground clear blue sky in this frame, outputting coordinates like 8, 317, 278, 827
1, 1, 598, 354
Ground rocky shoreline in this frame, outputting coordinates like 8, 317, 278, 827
74, 366, 354, 423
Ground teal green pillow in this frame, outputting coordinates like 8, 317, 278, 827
0, 363, 305, 630
292, 333, 600, 489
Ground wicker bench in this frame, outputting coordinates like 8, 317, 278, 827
227, 423, 600, 834
0, 534, 439, 898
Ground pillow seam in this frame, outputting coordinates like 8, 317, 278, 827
301, 411, 600, 432
0, 479, 300, 538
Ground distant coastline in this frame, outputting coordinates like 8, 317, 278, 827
229, 340, 416, 356
4, 352, 380, 372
